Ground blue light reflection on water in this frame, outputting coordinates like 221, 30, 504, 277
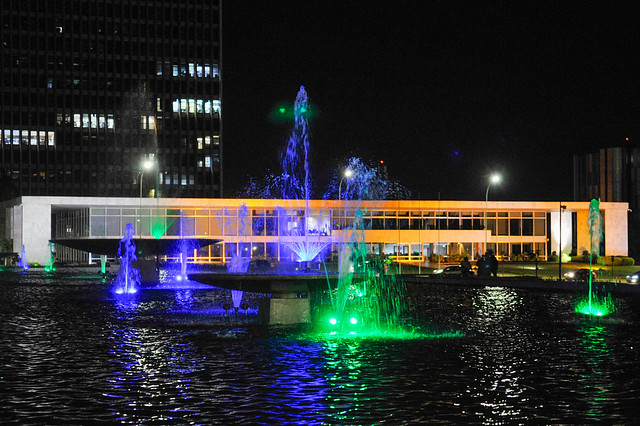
2, 269, 640, 424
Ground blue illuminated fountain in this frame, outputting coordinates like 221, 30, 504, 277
280, 86, 330, 265
227, 204, 250, 311
17, 245, 28, 270
114, 223, 140, 295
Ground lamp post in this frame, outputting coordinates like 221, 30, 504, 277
338, 169, 353, 229
484, 174, 501, 255
559, 203, 566, 280
138, 158, 155, 236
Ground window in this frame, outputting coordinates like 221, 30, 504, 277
205, 156, 211, 167
74, 114, 81, 127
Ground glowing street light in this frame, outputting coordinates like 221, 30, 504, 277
138, 158, 156, 237
484, 173, 501, 254
139, 158, 155, 199
338, 169, 354, 229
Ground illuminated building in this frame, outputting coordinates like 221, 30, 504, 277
0, 197, 628, 265
1, 0, 222, 200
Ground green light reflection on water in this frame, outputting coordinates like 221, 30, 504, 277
578, 322, 613, 420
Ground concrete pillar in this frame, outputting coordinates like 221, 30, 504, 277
17, 202, 52, 265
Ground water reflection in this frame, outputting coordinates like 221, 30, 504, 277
577, 322, 614, 420
461, 287, 532, 422
108, 297, 202, 423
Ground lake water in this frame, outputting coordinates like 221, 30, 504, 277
2, 267, 640, 424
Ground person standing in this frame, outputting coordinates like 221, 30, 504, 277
489, 252, 498, 277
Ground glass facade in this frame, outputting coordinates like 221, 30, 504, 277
1, 0, 222, 199
53, 200, 552, 264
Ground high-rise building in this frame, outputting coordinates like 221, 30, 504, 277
1, 0, 222, 200
574, 145, 639, 257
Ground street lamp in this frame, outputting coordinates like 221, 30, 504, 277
138, 158, 155, 236
338, 169, 353, 230
559, 203, 566, 280
484, 173, 501, 255
139, 158, 155, 199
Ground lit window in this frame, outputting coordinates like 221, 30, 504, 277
205, 156, 211, 167
173, 65, 179, 76
180, 99, 187, 113
212, 64, 219, 78
205, 136, 210, 145
156, 62, 163, 75
197, 160, 203, 167
82, 114, 89, 128
22, 130, 29, 144
213, 135, 220, 145
56, 114, 63, 125
47, 79, 53, 89
204, 65, 210, 77
90, 114, 97, 128
189, 174, 194, 185
204, 101, 211, 114
99, 115, 106, 128
212, 100, 221, 113
47, 132, 55, 146
197, 137, 203, 149
107, 115, 114, 129
173, 173, 179, 184
188, 63, 195, 77
74, 114, 81, 128
196, 99, 203, 113
172, 100, 180, 113
181, 174, 187, 185
30, 131, 37, 146
196, 65, 203, 77
188, 99, 195, 114
156, 98, 162, 112
148, 115, 155, 130
165, 174, 170, 184
39, 131, 46, 146
181, 64, 187, 75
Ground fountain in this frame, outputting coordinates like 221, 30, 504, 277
17, 245, 28, 270
575, 199, 614, 317
280, 86, 330, 265
44, 242, 56, 273
227, 204, 250, 313
114, 223, 140, 294
191, 86, 410, 335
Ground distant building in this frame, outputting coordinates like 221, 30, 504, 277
574, 146, 639, 258
1, 0, 222, 200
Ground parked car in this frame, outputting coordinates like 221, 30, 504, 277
432, 265, 474, 277
626, 271, 640, 284
249, 258, 275, 271
563, 268, 596, 281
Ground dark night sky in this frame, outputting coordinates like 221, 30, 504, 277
221, 1, 640, 201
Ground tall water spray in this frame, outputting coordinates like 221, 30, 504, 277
17, 245, 28, 270
280, 86, 330, 264
227, 204, 250, 309
115, 223, 140, 294
575, 199, 614, 316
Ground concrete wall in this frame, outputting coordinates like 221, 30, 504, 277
14, 203, 52, 265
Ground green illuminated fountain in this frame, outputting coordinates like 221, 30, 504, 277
575, 199, 615, 317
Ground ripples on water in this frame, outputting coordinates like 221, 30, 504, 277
1, 268, 640, 424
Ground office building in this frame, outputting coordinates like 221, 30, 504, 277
1, 0, 222, 200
